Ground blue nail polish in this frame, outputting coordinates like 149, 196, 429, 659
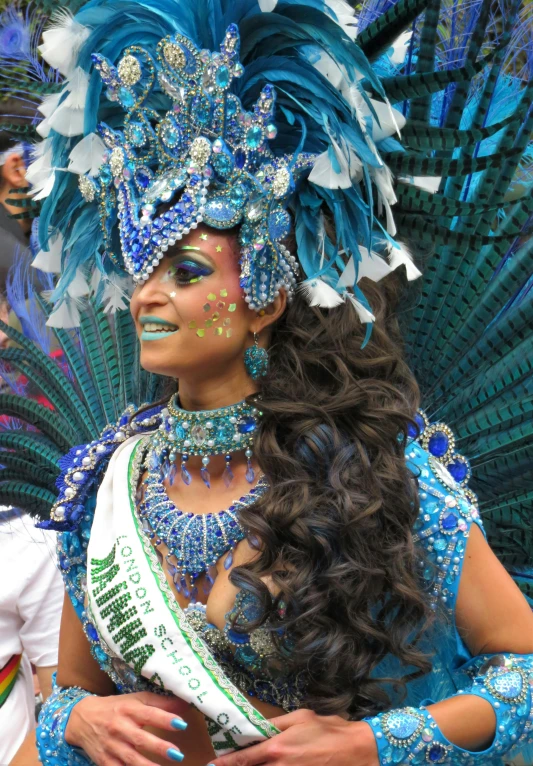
168, 748, 184, 762
171, 718, 188, 731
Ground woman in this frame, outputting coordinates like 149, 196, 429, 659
6, 0, 533, 765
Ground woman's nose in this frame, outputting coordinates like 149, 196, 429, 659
134, 272, 169, 305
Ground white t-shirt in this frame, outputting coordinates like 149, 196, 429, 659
0, 511, 64, 765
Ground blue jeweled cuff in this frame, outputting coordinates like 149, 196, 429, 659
37, 676, 94, 765
365, 654, 533, 765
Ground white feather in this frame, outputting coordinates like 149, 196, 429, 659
68, 133, 107, 177
102, 275, 132, 313
298, 278, 345, 308
389, 30, 412, 65
47, 68, 89, 137
38, 8, 90, 76
309, 132, 362, 189
38, 92, 62, 119
346, 293, 375, 323
67, 269, 91, 299
33, 172, 57, 200
411, 176, 442, 194
388, 242, 422, 281
371, 165, 398, 236
325, 0, 358, 39
31, 232, 63, 273
337, 249, 393, 290
258, 0, 278, 10
46, 299, 81, 329
26, 142, 58, 200
311, 51, 345, 90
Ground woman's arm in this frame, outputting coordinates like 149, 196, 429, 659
38, 593, 190, 766
207, 524, 533, 766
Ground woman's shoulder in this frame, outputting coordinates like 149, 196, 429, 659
403, 436, 484, 615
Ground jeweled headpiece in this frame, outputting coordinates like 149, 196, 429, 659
80, 24, 311, 310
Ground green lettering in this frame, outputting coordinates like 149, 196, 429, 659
123, 643, 156, 675
114, 618, 147, 655
101, 594, 137, 633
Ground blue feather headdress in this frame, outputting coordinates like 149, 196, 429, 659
30, 0, 421, 329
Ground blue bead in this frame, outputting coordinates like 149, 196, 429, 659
227, 628, 250, 645
215, 65, 230, 87
235, 148, 246, 169
441, 512, 458, 531
246, 125, 263, 149
119, 87, 135, 107
86, 623, 99, 642
447, 458, 468, 482
428, 744, 446, 762
428, 431, 449, 457
238, 416, 257, 434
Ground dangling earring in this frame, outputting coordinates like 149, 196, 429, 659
244, 333, 269, 380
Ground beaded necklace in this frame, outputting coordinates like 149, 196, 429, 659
147, 394, 261, 488
138, 443, 268, 601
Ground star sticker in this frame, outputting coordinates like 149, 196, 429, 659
169, 291, 176, 298
215, 245, 222, 252
199, 233, 208, 241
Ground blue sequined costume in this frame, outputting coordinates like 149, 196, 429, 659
36, 408, 533, 765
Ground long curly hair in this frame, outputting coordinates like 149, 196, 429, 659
231, 268, 434, 720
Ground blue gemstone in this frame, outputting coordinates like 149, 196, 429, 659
441, 512, 458, 531
86, 623, 99, 642
215, 65, 230, 88
428, 744, 446, 762
246, 125, 263, 149
119, 87, 135, 108
238, 416, 256, 434
447, 458, 468, 482
235, 148, 246, 169
428, 431, 449, 457
204, 198, 240, 224
130, 238, 142, 255
407, 421, 418, 438
60, 556, 70, 570
415, 413, 425, 434
227, 628, 250, 645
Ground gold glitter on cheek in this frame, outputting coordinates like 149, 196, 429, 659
226, 329, 233, 338
223, 318, 231, 326
220, 289, 228, 297
228, 303, 236, 312
207, 292, 217, 301
212, 312, 220, 322
169, 291, 176, 298
197, 328, 205, 338
215, 245, 222, 252
203, 303, 211, 312
199, 233, 208, 241
188, 320, 197, 329
215, 327, 223, 336
205, 319, 213, 328
217, 301, 225, 309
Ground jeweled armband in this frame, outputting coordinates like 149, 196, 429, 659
37, 676, 94, 765
365, 654, 533, 765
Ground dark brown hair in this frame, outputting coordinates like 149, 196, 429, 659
231, 269, 434, 719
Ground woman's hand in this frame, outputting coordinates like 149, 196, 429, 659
209, 709, 379, 766
65, 691, 190, 765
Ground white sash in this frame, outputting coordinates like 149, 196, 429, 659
87, 435, 278, 753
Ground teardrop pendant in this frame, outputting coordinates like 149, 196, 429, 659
168, 463, 177, 486
224, 549, 234, 570
181, 455, 191, 486
223, 454, 234, 488
200, 466, 211, 488
245, 459, 255, 483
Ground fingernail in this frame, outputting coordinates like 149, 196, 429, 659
168, 749, 184, 762
171, 718, 188, 731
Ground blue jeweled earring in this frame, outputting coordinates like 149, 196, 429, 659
244, 333, 269, 380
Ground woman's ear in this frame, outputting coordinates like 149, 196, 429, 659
249, 288, 288, 334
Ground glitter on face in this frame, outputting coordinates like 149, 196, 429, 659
170, 291, 176, 298
217, 301, 225, 309
203, 303, 211, 312
205, 319, 213, 328
226, 329, 233, 338
212, 312, 220, 321
228, 303, 236, 312
215, 245, 222, 252
215, 327, 223, 336
199, 233, 208, 241
207, 292, 217, 301
220, 289, 228, 297
223, 318, 231, 326
188, 320, 197, 329
197, 328, 205, 337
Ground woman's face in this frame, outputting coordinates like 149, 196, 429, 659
130, 224, 256, 380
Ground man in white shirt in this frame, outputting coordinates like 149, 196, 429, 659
0, 508, 63, 765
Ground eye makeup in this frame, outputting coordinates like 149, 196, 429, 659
160, 248, 214, 286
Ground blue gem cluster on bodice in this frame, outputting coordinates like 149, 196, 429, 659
80, 25, 314, 310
